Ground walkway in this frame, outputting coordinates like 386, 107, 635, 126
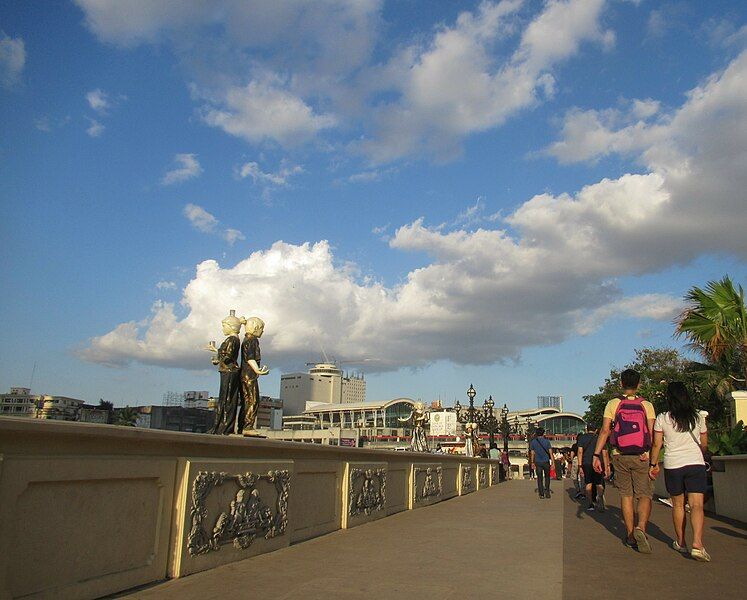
120, 480, 747, 600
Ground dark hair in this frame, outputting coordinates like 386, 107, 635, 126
666, 382, 698, 433
586, 423, 596, 432
621, 368, 641, 390
536, 427, 545, 437
489, 442, 497, 449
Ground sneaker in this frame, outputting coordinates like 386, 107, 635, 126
672, 541, 689, 554
595, 493, 606, 513
634, 528, 652, 554
624, 536, 638, 549
585, 505, 595, 512
691, 547, 711, 562
575, 492, 585, 500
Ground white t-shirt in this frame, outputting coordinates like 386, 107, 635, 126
653, 411, 708, 470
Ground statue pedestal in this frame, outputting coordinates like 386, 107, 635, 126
242, 429, 267, 439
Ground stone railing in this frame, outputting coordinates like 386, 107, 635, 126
0, 418, 500, 600
711, 454, 747, 523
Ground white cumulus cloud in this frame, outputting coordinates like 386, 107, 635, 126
201, 78, 337, 146
360, 0, 613, 162
86, 117, 105, 137
86, 88, 110, 113
237, 160, 303, 187
74, 0, 615, 163
80, 48, 747, 373
161, 153, 203, 185
183, 203, 245, 246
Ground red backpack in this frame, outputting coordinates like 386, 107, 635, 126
610, 396, 651, 455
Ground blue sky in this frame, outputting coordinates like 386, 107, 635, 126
1, 0, 746, 414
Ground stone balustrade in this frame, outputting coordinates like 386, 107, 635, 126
0, 418, 500, 600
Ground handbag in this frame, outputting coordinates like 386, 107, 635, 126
688, 429, 713, 472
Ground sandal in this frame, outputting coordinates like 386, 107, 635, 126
672, 540, 688, 554
634, 527, 652, 554
691, 547, 711, 562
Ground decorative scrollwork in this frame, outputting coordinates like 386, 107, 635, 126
349, 468, 386, 517
478, 465, 488, 488
490, 464, 498, 484
187, 468, 290, 557
414, 466, 443, 503
461, 465, 473, 491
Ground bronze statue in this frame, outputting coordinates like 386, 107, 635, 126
206, 310, 245, 435
464, 422, 479, 457
398, 402, 429, 452
240, 316, 270, 434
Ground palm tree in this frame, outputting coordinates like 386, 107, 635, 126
676, 276, 747, 391
115, 405, 139, 427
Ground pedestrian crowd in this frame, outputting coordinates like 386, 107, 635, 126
529, 369, 712, 561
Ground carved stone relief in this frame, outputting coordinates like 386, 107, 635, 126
478, 465, 488, 488
490, 464, 498, 484
187, 469, 290, 557
461, 465, 473, 491
348, 468, 387, 517
414, 466, 443, 503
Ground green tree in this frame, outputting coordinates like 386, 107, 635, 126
584, 347, 692, 426
98, 399, 114, 423
676, 276, 747, 391
115, 405, 138, 427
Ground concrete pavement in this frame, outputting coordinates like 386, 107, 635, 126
117, 479, 746, 600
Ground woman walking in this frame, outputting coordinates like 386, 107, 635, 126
649, 382, 710, 561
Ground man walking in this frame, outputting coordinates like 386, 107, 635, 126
593, 369, 655, 552
570, 435, 584, 499
530, 428, 553, 499
577, 423, 608, 512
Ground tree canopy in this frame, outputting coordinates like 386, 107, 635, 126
583, 347, 693, 427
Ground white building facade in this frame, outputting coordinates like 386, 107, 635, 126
0, 387, 40, 417
280, 363, 366, 415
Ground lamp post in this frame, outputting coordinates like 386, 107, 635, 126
454, 384, 486, 454
480, 396, 500, 448
454, 384, 479, 426
455, 386, 503, 454
497, 403, 519, 452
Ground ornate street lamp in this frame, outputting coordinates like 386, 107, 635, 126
497, 402, 519, 452
455, 386, 502, 450
479, 395, 500, 448
454, 384, 479, 427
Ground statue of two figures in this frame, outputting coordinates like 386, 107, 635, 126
206, 310, 270, 436
399, 401, 429, 452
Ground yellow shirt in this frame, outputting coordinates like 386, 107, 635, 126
603, 397, 655, 455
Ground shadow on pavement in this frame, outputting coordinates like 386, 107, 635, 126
710, 526, 747, 540
564, 485, 673, 548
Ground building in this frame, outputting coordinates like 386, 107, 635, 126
135, 405, 215, 433
184, 391, 210, 410
78, 406, 110, 424
257, 396, 283, 430
265, 398, 417, 448
37, 395, 86, 421
280, 363, 366, 415
0, 387, 41, 418
537, 395, 563, 411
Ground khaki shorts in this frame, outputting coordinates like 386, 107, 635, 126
612, 454, 653, 499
